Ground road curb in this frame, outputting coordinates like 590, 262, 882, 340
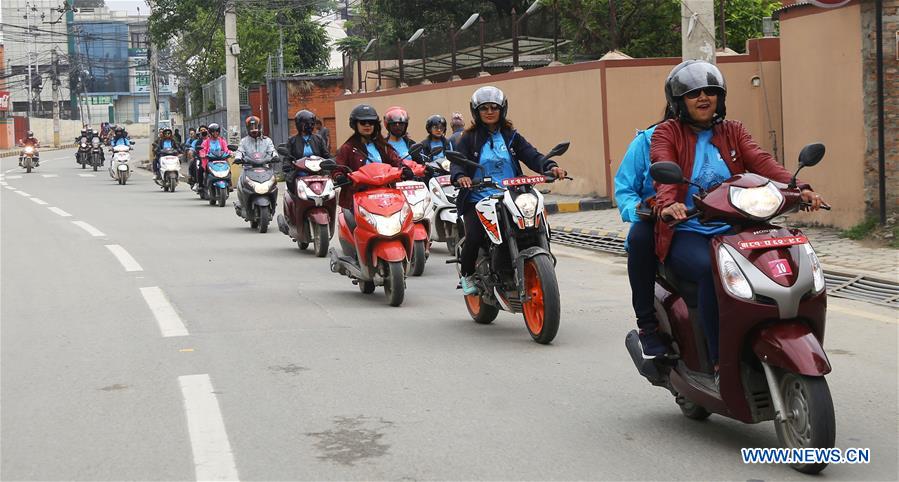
544, 197, 612, 215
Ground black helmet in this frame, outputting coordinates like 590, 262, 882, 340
425, 114, 447, 134
470, 86, 508, 124
349, 104, 380, 133
114, 126, 124, 134
295, 110, 316, 135
208, 123, 221, 134
664, 60, 727, 123
26, 130, 33, 137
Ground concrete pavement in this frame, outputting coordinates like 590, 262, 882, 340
1, 142, 897, 481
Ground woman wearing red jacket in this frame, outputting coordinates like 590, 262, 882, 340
650, 60, 826, 376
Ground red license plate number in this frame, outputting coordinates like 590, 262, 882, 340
738, 235, 808, 250
768, 259, 793, 278
502, 175, 545, 187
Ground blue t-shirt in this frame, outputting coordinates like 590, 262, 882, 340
112, 137, 130, 147
678, 129, 731, 235
302, 135, 313, 157
207, 138, 224, 157
365, 142, 382, 164
429, 139, 447, 159
159, 139, 175, 150
388, 138, 410, 160
470, 131, 517, 202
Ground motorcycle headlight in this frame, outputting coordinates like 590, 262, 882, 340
717, 245, 753, 300
359, 206, 406, 236
24, 147, 34, 154
254, 179, 274, 194
514, 193, 539, 228
92, 138, 100, 147
803, 243, 826, 293
729, 183, 784, 219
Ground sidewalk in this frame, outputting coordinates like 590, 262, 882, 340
547, 207, 899, 307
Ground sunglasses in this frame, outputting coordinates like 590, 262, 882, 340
478, 104, 501, 113
684, 87, 723, 99
358, 120, 378, 126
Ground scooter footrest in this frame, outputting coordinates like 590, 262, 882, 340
446, 258, 460, 264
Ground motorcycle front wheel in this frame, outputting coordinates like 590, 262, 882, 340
383, 261, 405, 307
775, 373, 836, 474
521, 255, 561, 344
258, 206, 271, 233
410, 240, 426, 276
312, 222, 329, 257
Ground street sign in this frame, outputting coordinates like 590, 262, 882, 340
808, 0, 852, 7
0, 92, 9, 112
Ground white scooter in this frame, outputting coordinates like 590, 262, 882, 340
108, 142, 133, 185
157, 148, 181, 192
426, 157, 460, 253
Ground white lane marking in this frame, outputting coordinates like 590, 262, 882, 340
78, 174, 94, 177
139, 287, 188, 337
30, 197, 48, 205
5, 175, 22, 179
178, 374, 240, 482
0, 182, 7, 186
14, 190, 31, 197
73, 221, 107, 237
48, 207, 72, 217
4, 186, 15, 190
41, 174, 59, 178
830, 303, 897, 324
104, 244, 142, 271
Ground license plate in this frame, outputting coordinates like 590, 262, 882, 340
738, 235, 808, 250
437, 175, 452, 186
502, 175, 545, 187
303, 176, 329, 182
768, 259, 793, 278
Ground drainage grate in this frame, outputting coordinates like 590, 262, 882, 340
552, 228, 899, 309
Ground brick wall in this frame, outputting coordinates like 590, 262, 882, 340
861, 0, 899, 217
285, 79, 344, 155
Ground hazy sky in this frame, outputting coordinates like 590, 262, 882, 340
105, 0, 147, 15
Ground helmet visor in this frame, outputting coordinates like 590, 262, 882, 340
669, 63, 726, 98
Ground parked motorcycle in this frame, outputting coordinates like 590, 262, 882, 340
77, 136, 90, 169
233, 150, 278, 233
329, 162, 414, 307
108, 143, 134, 185
19, 143, 39, 173
89, 136, 103, 171
275, 147, 339, 256
624, 143, 835, 474
445, 142, 571, 344
202, 147, 235, 207
155, 148, 181, 191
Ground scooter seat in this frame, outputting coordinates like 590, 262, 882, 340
659, 263, 699, 308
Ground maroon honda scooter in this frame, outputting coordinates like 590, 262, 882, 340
625, 143, 835, 474
276, 148, 339, 257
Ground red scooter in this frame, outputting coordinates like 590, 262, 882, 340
329, 163, 415, 306
626, 143, 835, 474
276, 150, 339, 257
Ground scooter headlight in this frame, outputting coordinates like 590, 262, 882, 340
253, 179, 274, 194
410, 196, 431, 221
717, 245, 753, 300
729, 183, 784, 220
296, 181, 309, 200
359, 206, 406, 236
803, 243, 826, 293
514, 193, 539, 228
440, 159, 451, 172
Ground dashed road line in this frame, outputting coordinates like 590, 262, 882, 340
104, 244, 142, 270
29, 197, 48, 205
4, 186, 15, 190
73, 221, 107, 237
178, 374, 240, 482
78, 174, 95, 177
5, 175, 22, 179
13, 190, 30, 197
139, 286, 188, 337
48, 207, 72, 217
41, 174, 59, 178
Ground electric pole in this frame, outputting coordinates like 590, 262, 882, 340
681, 0, 716, 62
224, 0, 241, 143
52, 49, 61, 147
25, 0, 34, 120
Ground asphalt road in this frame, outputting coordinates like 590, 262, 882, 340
1, 141, 897, 481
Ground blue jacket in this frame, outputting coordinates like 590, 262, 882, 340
614, 126, 656, 224
451, 126, 556, 214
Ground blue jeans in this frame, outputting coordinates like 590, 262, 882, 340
666, 231, 719, 363
626, 222, 657, 330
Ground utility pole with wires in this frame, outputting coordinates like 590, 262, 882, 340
224, 0, 241, 143
681, 0, 716, 62
52, 48, 60, 147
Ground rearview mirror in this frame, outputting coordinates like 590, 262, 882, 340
276, 146, 290, 157
545, 141, 570, 159
320, 159, 337, 170
409, 143, 423, 156
227, 144, 238, 151
649, 161, 685, 185
798, 143, 825, 168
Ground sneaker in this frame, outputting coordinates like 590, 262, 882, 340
713, 363, 720, 388
638, 328, 669, 358
460, 275, 478, 295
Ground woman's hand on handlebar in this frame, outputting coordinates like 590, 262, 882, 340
660, 202, 688, 220
457, 176, 473, 188
549, 166, 567, 179
800, 189, 827, 211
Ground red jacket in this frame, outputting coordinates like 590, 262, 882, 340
334, 137, 404, 210
650, 119, 810, 261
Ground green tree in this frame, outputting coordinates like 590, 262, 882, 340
717, 0, 782, 52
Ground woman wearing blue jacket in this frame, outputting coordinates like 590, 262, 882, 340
613, 110, 673, 357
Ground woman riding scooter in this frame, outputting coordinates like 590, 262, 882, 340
284, 110, 329, 194
651, 60, 826, 379
422, 114, 452, 161
198, 123, 231, 191
452, 86, 567, 295
384, 106, 418, 162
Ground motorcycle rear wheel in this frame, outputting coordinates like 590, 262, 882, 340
358, 280, 375, 294
775, 373, 836, 474
522, 255, 561, 344
465, 293, 499, 324
383, 261, 405, 307
679, 398, 712, 420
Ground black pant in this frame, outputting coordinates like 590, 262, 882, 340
460, 208, 487, 276
626, 221, 657, 330
666, 231, 719, 362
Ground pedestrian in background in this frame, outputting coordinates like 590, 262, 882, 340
449, 112, 465, 148
315, 119, 331, 154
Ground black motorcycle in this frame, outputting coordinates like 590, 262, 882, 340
76, 136, 91, 169
89, 136, 104, 171
233, 150, 278, 233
